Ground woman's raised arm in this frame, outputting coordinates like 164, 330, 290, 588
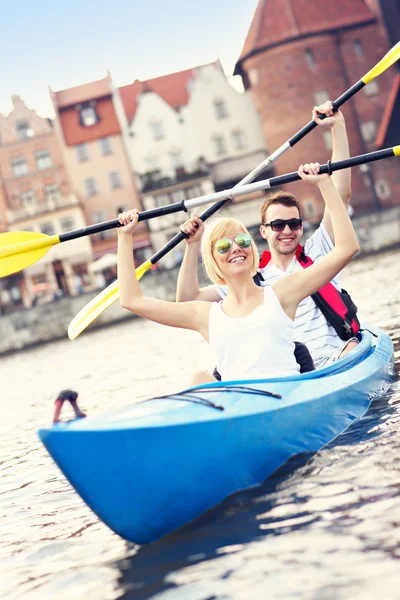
117, 209, 210, 337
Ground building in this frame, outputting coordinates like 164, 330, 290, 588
234, 0, 400, 220
0, 95, 91, 311
119, 62, 269, 257
50, 75, 151, 268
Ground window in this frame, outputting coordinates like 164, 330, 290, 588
109, 171, 122, 190
145, 154, 160, 169
11, 156, 28, 177
99, 137, 112, 155
171, 190, 183, 203
248, 69, 259, 87
76, 143, 88, 162
149, 120, 165, 140
214, 99, 228, 119
305, 200, 316, 218
185, 186, 201, 199
60, 216, 75, 232
375, 179, 391, 200
323, 131, 332, 150
45, 183, 61, 203
40, 222, 55, 236
92, 209, 112, 239
16, 120, 33, 140
364, 80, 379, 97
20, 190, 36, 207
80, 106, 98, 127
353, 39, 364, 58
360, 121, 376, 142
314, 90, 330, 105
232, 130, 246, 151
212, 135, 226, 155
84, 177, 98, 196
36, 150, 52, 171
305, 48, 316, 68
92, 209, 106, 223
155, 194, 169, 208
170, 149, 183, 169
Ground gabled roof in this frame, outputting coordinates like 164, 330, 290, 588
376, 73, 400, 149
50, 76, 121, 146
119, 67, 195, 123
234, 0, 376, 74
51, 77, 112, 108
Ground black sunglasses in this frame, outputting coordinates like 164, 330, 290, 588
264, 218, 302, 232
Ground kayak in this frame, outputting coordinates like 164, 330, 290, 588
39, 327, 394, 544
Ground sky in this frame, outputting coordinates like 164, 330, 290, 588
0, 0, 259, 118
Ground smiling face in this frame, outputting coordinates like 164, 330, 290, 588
213, 231, 253, 278
260, 203, 303, 256
201, 218, 259, 285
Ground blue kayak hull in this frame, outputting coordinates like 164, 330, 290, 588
39, 328, 394, 544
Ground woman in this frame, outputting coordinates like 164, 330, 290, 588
117, 163, 359, 384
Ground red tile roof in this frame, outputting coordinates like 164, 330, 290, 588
376, 73, 400, 148
52, 77, 112, 108
235, 0, 375, 73
119, 67, 196, 123
58, 97, 121, 146
51, 76, 122, 146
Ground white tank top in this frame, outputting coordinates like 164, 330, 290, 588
209, 287, 300, 381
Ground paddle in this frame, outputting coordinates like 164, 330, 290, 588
67, 145, 400, 340
2, 41, 399, 282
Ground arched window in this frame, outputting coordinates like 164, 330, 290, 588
212, 135, 227, 155
149, 120, 165, 141
305, 48, 316, 68
232, 130, 246, 151
214, 99, 228, 119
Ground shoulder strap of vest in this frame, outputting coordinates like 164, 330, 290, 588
259, 245, 304, 269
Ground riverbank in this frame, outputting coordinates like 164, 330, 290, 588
1, 206, 399, 355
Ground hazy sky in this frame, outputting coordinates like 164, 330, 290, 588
0, 0, 259, 117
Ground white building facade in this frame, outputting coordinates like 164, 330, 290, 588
119, 62, 270, 260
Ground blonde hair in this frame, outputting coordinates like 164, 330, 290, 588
201, 217, 259, 285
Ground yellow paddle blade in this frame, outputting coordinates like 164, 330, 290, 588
0, 231, 60, 277
68, 258, 153, 340
362, 41, 400, 84
394, 145, 400, 157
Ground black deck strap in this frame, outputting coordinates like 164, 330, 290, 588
359, 327, 377, 338
140, 384, 282, 412
140, 393, 224, 410
188, 386, 282, 400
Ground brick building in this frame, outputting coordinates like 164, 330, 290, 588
50, 75, 151, 267
234, 0, 400, 221
0, 95, 91, 311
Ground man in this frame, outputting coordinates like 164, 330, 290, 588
176, 102, 359, 367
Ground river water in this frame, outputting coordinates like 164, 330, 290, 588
1, 249, 400, 600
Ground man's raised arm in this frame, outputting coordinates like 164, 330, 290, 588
313, 101, 352, 242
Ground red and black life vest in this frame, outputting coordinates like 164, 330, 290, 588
256, 245, 360, 341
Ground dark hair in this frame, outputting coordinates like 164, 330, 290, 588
260, 191, 301, 225
57, 389, 78, 402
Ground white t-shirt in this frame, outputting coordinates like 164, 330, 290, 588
215, 224, 343, 363
209, 287, 300, 381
